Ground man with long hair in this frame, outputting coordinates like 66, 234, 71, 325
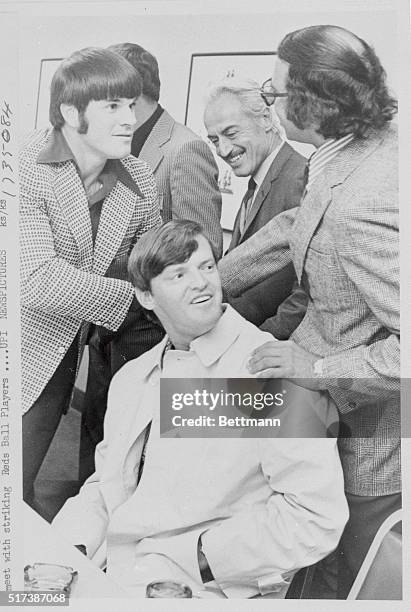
219, 25, 400, 597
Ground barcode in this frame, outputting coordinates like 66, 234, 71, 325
0, 591, 69, 605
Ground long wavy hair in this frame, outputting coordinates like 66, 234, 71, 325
278, 25, 397, 139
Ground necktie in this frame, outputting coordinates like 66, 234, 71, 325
239, 177, 257, 235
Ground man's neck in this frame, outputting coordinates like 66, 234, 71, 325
133, 96, 159, 131
252, 131, 283, 182
61, 126, 106, 191
166, 317, 223, 352
304, 128, 326, 148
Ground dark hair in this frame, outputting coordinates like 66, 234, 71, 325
49, 47, 142, 129
128, 220, 208, 291
108, 43, 160, 102
277, 25, 397, 138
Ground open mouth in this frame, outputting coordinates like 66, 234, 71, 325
228, 152, 244, 165
191, 294, 213, 304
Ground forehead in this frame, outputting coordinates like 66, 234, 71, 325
162, 235, 214, 272
272, 57, 290, 90
204, 93, 252, 131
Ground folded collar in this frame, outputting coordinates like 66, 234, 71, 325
144, 305, 244, 381
36, 128, 142, 197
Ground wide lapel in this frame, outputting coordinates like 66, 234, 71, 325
92, 177, 137, 276
241, 144, 292, 239
291, 131, 384, 282
291, 175, 333, 282
53, 161, 93, 269
139, 110, 174, 174
120, 341, 167, 465
123, 383, 156, 450
100, 367, 159, 510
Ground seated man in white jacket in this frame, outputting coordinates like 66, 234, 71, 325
53, 219, 348, 598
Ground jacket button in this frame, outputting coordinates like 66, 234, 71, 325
95, 320, 102, 326
57, 346, 66, 354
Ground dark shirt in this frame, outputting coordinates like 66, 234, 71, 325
131, 104, 164, 157
37, 128, 141, 243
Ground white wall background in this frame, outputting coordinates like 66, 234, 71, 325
19, 8, 398, 135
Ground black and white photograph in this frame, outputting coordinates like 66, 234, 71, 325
0, 0, 409, 608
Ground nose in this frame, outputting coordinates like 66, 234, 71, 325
120, 104, 136, 125
217, 136, 233, 159
189, 268, 208, 290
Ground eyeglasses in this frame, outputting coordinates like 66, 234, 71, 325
260, 78, 288, 106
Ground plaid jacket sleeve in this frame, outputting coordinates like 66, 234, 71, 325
19, 150, 160, 331
219, 207, 296, 293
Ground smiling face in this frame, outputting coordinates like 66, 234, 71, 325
77, 97, 137, 162
204, 93, 272, 177
139, 234, 223, 350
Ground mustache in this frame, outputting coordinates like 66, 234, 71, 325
221, 150, 243, 162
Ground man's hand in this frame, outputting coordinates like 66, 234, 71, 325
247, 340, 321, 390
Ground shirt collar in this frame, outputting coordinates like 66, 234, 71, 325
145, 305, 244, 379
253, 140, 284, 190
189, 304, 243, 367
311, 133, 354, 159
36, 128, 74, 164
36, 128, 142, 198
306, 133, 354, 193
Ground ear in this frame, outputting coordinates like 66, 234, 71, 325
60, 104, 80, 129
262, 106, 274, 132
134, 287, 156, 311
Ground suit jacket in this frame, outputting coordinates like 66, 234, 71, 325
227, 142, 308, 340
53, 306, 347, 598
19, 129, 161, 414
219, 125, 400, 496
139, 109, 223, 258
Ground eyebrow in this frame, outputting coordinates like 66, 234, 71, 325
104, 97, 136, 103
198, 257, 215, 266
222, 124, 238, 134
163, 263, 186, 274
165, 258, 214, 272
207, 124, 238, 139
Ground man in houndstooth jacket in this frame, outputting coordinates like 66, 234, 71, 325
219, 25, 400, 597
20, 48, 161, 513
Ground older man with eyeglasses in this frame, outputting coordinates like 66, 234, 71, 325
204, 77, 307, 340
219, 26, 400, 598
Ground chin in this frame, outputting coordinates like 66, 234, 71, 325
232, 167, 249, 178
111, 146, 131, 159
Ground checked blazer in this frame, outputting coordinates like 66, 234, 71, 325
219, 125, 400, 496
19, 129, 161, 414
227, 142, 308, 339
139, 109, 223, 258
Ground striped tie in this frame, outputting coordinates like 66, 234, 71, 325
239, 177, 257, 234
